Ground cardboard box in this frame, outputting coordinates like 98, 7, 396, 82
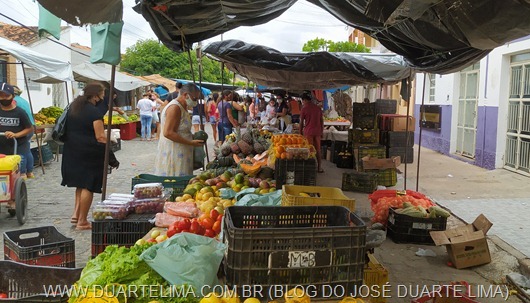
430, 214, 493, 269
392, 116, 416, 131
361, 155, 401, 169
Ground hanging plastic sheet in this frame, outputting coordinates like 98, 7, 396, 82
90, 22, 124, 65
38, 4, 61, 40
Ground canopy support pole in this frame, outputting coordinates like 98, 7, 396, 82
416, 73, 427, 191
404, 75, 412, 190
101, 65, 117, 200
64, 82, 70, 104
196, 46, 210, 163
21, 63, 45, 175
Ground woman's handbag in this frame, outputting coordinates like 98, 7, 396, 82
52, 104, 70, 143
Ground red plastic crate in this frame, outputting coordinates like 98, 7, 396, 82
3, 226, 75, 268
119, 122, 138, 140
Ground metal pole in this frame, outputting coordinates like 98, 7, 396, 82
64, 82, 70, 104
196, 44, 210, 164
404, 75, 412, 190
21, 63, 45, 174
416, 73, 427, 191
101, 65, 117, 200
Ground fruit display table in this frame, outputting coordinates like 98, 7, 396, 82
119, 121, 138, 140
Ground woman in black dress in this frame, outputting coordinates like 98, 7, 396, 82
61, 83, 118, 230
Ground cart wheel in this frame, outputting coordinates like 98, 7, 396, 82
7, 209, 15, 217
14, 178, 27, 225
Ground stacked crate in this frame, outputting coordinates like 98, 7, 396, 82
351, 103, 377, 130
378, 114, 415, 164
375, 99, 398, 115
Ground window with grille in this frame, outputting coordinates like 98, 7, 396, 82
24, 68, 41, 90
0, 59, 7, 83
428, 74, 436, 102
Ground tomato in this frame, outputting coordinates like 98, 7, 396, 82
0, 293, 7, 298
212, 221, 221, 234
178, 218, 191, 231
216, 214, 223, 222
189, 221, 200, 234
204, 229, 216, 238
195, 224, 205, 236
166, 228, 177, 238
209, 209, 220, 221
199, 213, 210, 221
201, 217, 215, 230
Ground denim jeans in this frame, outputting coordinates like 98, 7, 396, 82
18, 140, 32, 174
140, 114, 153, 139
217, 122, 232, 143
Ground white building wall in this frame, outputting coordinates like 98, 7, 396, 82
15, 27, 74, 112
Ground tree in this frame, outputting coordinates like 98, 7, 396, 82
302, 38, 371, 53
120, 39, 234, 84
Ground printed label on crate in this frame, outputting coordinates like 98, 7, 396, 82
412, 222, 433, 230
286, 171, 295, 185
268, 250, 332, 269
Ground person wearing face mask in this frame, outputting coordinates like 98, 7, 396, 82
0, 83, 33, 175
154, 83, 204, 176
61, 82, 120, 231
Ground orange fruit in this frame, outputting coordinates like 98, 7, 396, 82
281, 152, 288, 159
279, 138, 287, 145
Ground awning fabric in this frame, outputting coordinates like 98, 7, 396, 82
35, 62, 150, 91
203, 40, 412, 90
36, 0, 123, 26
0, 36, 73, 82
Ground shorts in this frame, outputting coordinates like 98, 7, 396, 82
209, 116, 217, 124
192, 115, 205, 125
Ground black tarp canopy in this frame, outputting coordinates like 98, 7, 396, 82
36, 0, 530, 74
203, 39, 412, 90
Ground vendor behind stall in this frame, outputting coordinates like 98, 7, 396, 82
276, 95, 291, 131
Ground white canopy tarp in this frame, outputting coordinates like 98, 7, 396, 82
0, 36, 73, 82
35, 62, 150, 91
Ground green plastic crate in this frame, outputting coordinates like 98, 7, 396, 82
131, 174, 194, 200
365, 168, 397, 187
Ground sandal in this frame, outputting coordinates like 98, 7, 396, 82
70, 218, 78, 224
75, 223, 92, 231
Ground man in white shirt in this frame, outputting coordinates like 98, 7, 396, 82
136, 93, 155, 141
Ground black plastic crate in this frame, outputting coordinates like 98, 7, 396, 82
357, 145, 386, 171
275, 159, 317, 189
349, 129, 379, 144
341, 171, 378, 193
111, 138, 121, 152
352, 103, 377, 116
91, 214, 155, 257
31, 144, 54, 166
375, 99, 397, 115
336, 153, 355, 169
331, 140, 348, 163
321, 139, 332, 156
223, 206, 366, 299
351, 115, 376, 130
0, 261, 83, 302
387, 208, 447, 245
4, 226, 75, 268
381, 131, 414, 147
388, 146, 414, 163
365, 168, 397, 187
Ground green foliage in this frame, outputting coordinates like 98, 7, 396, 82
302, 37, 371, 53
120, 39, 234, 84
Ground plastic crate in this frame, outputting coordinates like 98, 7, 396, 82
330, 140, 348, 163
383, 131, 415, 147
47, 140, 64, 155
351, 115, 376, 130
336, 153, 355, 169
91, 214, 155, 257
387, 208, 447, 245
349, 129, 379, 144
111, 138, 122, 152
342, 171, 378, 193
119, 122, 137, 140
0, 260, 83, 302
282, 185, 356, 211
388, 146, 414, 163
223, 206, 366, 299
274, 159, 317, 189
131, 174, 194, 200
352, 103, 377, 116
375, 99, 397, 115
357, 145, 386, 171
31, 144, 54, 166
411, 285, 480, 303
4, 226, 75, 268
364, 253, 389, 303
364, 168, 397, 187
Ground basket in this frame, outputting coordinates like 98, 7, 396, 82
349, 129, 379, 144
131, 174, 193, 200
365, 168, 397, 187
282, 185, 356, 211
388, 146, 414, 164
387, 208, 447, 245
357, 145, 386, 171
274, 159, 317, 189
223, 206, 366, 299
91, 214, 155, 257
0, 260, 83, 302
342, 171, 378, 193
4, 226, 75, 268
364, 253, 389, 303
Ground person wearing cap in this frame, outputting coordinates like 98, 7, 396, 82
12, 86, 35, 178
0, 82, 33, 178
300, 92, 324, 173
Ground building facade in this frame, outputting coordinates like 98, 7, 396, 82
415, 36, 530, 175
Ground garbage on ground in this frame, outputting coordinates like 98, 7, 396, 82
415, 248, 437, 257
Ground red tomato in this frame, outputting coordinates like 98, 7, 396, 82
166, 228, 177, 238
0, 293, 7, 298
189, 221, 200, 234
209, 209, 220, 221
216, 214, 223, 222
178, 218, 191, 231
201, 217, 215, 230
199, 213, 210, 221
204, 229, 216, 238
212, 221, 221, 234
195, 224, 205, 236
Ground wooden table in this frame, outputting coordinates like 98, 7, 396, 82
324, 121, 350, 131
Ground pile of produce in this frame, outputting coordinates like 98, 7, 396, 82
324, 116, 349, 122
103, 115, 128, 125
128, 114, 139, 121
369, 190, 439, 224
214, 129, 272, 168
69, 244, 198, 303
269, 134, 317, 166
34, 106, 64, 125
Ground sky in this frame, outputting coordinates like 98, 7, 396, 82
0, 0, 351, 53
